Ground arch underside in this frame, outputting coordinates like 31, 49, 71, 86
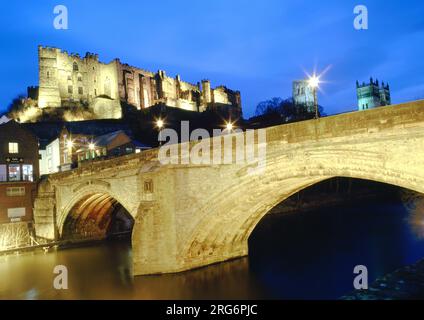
62, 193, 134, 241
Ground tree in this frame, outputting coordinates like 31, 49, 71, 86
254, 96, 326, 123
255, 97, 283, 116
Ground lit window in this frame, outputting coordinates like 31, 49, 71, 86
68, 85, 73, 94
7, 207, 25, 219
73, 62, 78, 71
78, 87, 83, 95
8, 164, 21, 181
78, 75, 82, 81
8, 142, 18, 154
0, 165, 6, 182
22, 164, 33, 182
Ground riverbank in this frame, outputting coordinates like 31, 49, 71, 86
342, 258, 424, 300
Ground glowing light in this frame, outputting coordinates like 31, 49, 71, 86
88, 143, 95, 150
225, 121, 234, 131
308, 74, 320, 88
66, 140, 74, 148
156, 119, 164, 129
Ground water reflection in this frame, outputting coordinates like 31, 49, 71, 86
0, 196, 424, 299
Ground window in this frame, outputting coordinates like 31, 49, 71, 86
63, 151, 69, 164
22, 164, 33, 181
78, 75, 82, 81
47, 71, 50, 78
94, 89, 97, 96
7, 207, 25, 219
144, 180, 153, 193
8, 142, 18, 154
8, 164, 21, 181
68, 85, 73, 94
78, 87, 83, 95
0, 165, 6, 182
73, 62, 79, 71
6, 187, 25, 196
67, 75, 72, 80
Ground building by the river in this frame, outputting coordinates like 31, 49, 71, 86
0, 119, 39, 249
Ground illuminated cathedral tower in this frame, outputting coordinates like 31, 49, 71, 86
356, 77, 391, 111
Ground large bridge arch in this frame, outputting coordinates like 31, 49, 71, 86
176, 122, 424, 272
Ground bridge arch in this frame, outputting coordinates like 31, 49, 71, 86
179, 141, 424, 271
58, 185, 136, 240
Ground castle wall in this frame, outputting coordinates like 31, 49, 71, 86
117, 63, 156, 109
38, 47, 61, 108
212, 86, 233, 105
37, 46, 241, 118
38, 46, 121, 119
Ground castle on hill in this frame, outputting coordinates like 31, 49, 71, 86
26, 45, 242, 120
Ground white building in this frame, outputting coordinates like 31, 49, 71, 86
39, 138, 61, 175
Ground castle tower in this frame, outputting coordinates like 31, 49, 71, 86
38, 46, 61, 108
356, 77, 391, 110
379, 82, 391, 106
201, 80, 212, 105
292, 80, 314, 112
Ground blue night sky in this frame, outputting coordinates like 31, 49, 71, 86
0, 0, 424, 117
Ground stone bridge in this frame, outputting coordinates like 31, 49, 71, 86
34, 100, 424, 276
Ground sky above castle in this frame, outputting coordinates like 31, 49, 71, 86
0, 0, 424, 117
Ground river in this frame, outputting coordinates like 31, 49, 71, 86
1, 196, 424, 299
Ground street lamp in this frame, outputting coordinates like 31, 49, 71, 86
66, 140, 74, 149
308, 74, 320, 119
224, 120, 235, 134
156, 118, 164, 146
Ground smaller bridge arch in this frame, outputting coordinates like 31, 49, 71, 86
61, 191, 134, 241
57, 183, 138, 238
